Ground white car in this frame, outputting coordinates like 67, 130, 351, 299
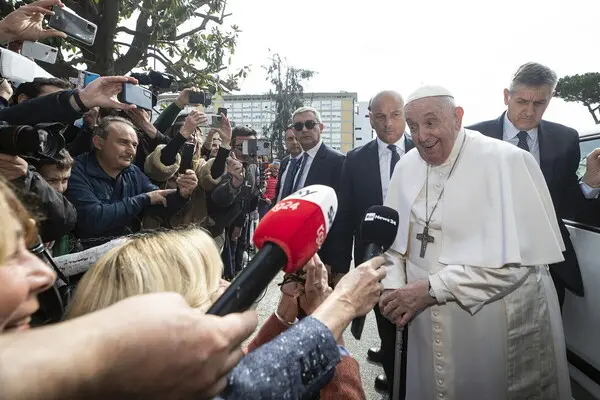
564, 125, 600, 399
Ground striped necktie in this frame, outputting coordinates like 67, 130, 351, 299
517, 131, 530, 152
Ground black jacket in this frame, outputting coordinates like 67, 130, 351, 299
277, 143, 345, 267
467, 113, 584, 295
329, 136, 414, 273
13, 166, 77, 243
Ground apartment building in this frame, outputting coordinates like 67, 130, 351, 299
158, 91, 358, 153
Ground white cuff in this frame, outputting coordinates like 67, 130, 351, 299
381, 250, 406, 289
580, 181, 600, 199
428, 273, 453, 304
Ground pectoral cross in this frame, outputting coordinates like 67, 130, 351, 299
416, 225, 434, 258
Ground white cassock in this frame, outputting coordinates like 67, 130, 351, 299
383, 128, 571, 400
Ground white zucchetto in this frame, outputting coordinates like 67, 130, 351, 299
406, 85, 454, 104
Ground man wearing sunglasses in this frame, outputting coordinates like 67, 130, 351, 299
283, 106, 345, 269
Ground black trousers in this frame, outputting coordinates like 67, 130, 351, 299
373, 303, 395, 381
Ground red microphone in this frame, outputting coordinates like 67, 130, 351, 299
207, 185, 338, 316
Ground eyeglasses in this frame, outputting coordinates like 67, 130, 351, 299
292, 120, 319, 132
278, 272, 306, 297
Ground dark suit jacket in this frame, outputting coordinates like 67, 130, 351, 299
276, 144, 345, 266
467, 113, 584, 295
330, 136, 414, 273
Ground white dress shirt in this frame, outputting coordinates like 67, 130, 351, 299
503, 114, 541, 164
294, 139, 323, 190
503, 113, 599, 199
377, 136, 406, 201
276, 152, 304, 202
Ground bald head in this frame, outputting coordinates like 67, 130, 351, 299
370, 91, 404, 112
369, 90, 406, 144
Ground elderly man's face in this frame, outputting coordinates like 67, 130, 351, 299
95, 122, 138, 171
292, 111, 322, 151
405, 97, 464, 166
370, 95, 406, 144
504, 84, 553, 132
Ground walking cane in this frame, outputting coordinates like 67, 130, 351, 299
392, 325, 408, 400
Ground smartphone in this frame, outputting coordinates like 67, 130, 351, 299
48, 5, 97, 46
83, 71, 100, 87
179, 142, 195, 174
209, 114, 222, 128
118, 83, 153, 111
21, 41, 58, 64
217, 107, 227, 117
241, 138, 258, 156
188, 91, 212, 106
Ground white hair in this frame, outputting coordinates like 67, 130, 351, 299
292, 106, 322, 123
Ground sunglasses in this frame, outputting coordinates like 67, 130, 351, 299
292, 120, 319, 132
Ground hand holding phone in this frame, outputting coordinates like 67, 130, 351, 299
48, 5, 97, 46
179, 143, 195, 174
117, 83, 153, 111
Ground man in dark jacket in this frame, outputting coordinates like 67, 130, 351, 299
0, 153, 76, 243
66, 116, 197, 248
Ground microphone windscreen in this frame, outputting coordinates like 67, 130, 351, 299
253, 185, 338, 273
360, 205, 399, 251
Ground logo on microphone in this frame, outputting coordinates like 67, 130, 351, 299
364, 213, 397, 226
316, 224, 325, 247
271, 200, 300, 212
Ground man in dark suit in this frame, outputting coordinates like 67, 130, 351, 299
284, 106, 345, 267
275, 127, 304, 203
468, 62, 599, 307
330, 90, 414, 395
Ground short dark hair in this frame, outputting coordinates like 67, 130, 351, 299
510, 62, 558, 91
95, 116, 137, 139
14, 77, 73, 102
232, 126, 257, 138
31, 149, 75, 171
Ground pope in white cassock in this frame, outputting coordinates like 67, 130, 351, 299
379, 85, 571, 400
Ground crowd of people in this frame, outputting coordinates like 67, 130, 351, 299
0, 1, 597, 399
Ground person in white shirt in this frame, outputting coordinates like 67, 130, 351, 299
380, 85, 570, 400
329, 90, 414, 395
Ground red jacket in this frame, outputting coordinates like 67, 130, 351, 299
262, 176, 278, 201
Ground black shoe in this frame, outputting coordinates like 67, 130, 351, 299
374, 374, 389, 392
367, 347, 383, 364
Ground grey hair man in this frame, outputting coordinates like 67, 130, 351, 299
279, 105, 345, 271
468, 62, 597, 307
65, 116, 197, 247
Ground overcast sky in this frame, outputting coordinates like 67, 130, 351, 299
220, 0, 599, 131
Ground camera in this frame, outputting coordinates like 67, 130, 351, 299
189, 91, 213, 108
0, 122, 66, 160
130, 70, 174, 89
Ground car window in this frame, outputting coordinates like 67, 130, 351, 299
577, 136, 600, 179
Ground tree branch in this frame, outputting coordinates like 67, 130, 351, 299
145, 53, 186, 80
116, 26, 144, 36
588, 104, 600, 124
171, 12, 229, 41
114, 1, 154, 75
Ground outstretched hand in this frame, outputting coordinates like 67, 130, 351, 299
0, 0, 67, 43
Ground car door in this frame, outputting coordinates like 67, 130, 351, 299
563, 132, 600, 398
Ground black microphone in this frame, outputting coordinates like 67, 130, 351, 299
351, 205, 399, 340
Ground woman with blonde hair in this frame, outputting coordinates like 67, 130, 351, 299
67, 227, 377, 399
67, 229, 224, 318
